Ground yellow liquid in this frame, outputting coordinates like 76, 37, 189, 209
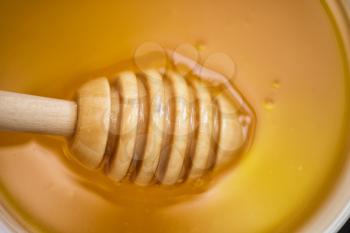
0, 0, 349, 232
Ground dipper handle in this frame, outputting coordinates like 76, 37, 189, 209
0, 91, 77, 136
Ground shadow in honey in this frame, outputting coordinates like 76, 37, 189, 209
0, 132, 32, 147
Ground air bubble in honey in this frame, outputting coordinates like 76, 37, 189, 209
134, 42, 167, 72
272, 80, 281, 89
202, 53, 236, 81
173, 43, 199, 76
263, 97, 275, 111
195, 40, 206, 52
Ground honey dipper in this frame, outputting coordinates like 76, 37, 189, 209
0, 69, 251, 186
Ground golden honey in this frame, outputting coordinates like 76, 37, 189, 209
0, 0, 349, 232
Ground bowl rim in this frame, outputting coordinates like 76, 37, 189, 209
315, 1, 350, 233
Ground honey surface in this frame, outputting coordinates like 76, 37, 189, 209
0, 0, 349, 232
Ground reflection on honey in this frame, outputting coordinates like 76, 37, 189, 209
0, 0, 349, 232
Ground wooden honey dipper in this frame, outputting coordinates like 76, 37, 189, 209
0, 68, 252, 186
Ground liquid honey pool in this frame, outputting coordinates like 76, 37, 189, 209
0, 0, 349, 232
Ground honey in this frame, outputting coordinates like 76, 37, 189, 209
0, 0, 349, 232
